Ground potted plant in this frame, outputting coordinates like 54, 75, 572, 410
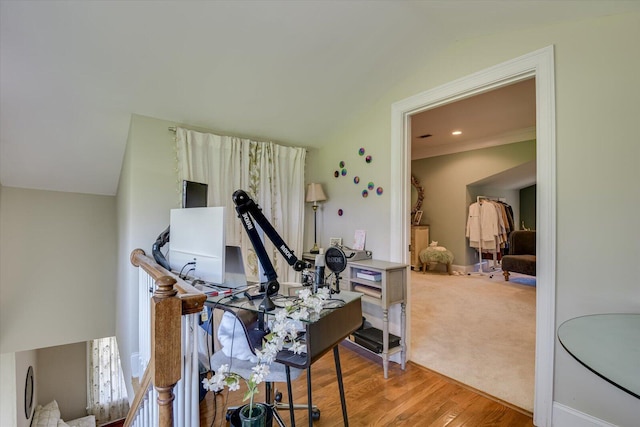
202, 288, 329, 426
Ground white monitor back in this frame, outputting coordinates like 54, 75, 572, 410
169, 207, 225, 284
224, 245, 248, 288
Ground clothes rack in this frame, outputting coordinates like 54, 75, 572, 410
467, 195, 505, 276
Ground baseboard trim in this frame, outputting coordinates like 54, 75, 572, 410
552, 402, 616, 427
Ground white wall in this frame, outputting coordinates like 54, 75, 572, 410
0, 187, 116, 353
0, 352, 18, 427
0, 350, 37, 427
307, 12, 640, 427
116, 114, 185, 400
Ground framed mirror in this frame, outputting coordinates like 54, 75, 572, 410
411, 175, 424, 220
25, 365, 34, 418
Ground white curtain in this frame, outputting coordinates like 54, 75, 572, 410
176, 127, 306, 283
87, 336, 129, 423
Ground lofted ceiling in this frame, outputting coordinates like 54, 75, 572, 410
2, 1, 639, 195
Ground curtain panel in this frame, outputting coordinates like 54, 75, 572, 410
87, 336, 129, 423
176, 128, 306, 283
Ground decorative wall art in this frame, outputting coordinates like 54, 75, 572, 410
25, 366, 34, 419
330, 147, 385, 217
411, 174, 425, 215
413, 210, 423, 225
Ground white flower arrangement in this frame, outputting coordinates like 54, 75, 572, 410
202, 287, 330, 413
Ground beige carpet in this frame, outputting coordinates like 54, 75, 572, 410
410, 269, 536, 412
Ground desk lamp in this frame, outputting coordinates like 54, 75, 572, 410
306, 183, 327, 254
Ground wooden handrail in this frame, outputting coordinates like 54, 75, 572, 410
123, 362, 153, 427
130, 249, 206, 314
126, 249, 208, 427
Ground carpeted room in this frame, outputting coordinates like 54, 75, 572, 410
410, 268, 536, 413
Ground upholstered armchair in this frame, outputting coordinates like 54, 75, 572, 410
502, 230, 536, 281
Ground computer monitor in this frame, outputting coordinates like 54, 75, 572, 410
169, 207, 225, 284
182, 180, 208, 208
223, 245, 248, 288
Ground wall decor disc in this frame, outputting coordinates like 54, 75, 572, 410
338, 209, 344, 216
25, 366, 34, 419
376, 187, 383, 195
339, 160, 345, 168
334, 170, 339, 178
362, 189, 368, 198
341, 168, 347, 176
368, 182, 374, 190
353, 176, 360, 184
358, 148, 365, 156
365, 155, 372, 163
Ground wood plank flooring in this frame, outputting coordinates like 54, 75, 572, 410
200, 343, 533, 426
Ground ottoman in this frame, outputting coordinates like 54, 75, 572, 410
419, 247, 454, 275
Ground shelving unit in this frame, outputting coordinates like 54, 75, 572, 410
343, 259, 407, 378
410, 225, 429, 270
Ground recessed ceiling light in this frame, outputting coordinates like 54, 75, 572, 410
452, 130, 462, 135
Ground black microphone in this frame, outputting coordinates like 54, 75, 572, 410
314, 254, 325, 293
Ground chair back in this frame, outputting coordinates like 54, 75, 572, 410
509, 230, 536, 255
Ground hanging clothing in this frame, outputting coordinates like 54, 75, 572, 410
466, 199, 514, 251
466, 201, 500, 250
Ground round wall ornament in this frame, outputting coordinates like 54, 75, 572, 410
25, 365, 34, 418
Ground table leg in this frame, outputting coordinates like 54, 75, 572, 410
401, 302, 406, 370
383, 308, 389, 379
334, 346, 349, 426
306, 368, 313, 427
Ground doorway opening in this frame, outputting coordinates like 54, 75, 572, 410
389, 46, 556, 427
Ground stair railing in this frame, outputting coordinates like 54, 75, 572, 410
125, 249, 206, 427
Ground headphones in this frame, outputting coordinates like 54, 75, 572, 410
152, 226, 171, 271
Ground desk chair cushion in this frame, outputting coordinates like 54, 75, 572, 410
218, 311, 259, 363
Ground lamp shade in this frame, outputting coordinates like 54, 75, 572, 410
305, 183, 327, 203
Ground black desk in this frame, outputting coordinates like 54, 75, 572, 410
557, 313, 640, 399
206, 290, 363, 426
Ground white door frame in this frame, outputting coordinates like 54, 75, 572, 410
390, 46, 556, 427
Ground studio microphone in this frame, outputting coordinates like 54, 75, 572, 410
314, 254, 325, 293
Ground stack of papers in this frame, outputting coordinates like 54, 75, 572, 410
356, 270, 382, 281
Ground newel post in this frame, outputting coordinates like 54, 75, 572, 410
152, 275, 182, 427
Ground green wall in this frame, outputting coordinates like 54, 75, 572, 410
520, 185, 536, 230
411, 140, 535, 267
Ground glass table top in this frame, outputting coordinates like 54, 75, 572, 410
557, 313, 640, 399
205, 287, 362, 324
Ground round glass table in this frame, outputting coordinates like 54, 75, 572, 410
557, 313, 640, 399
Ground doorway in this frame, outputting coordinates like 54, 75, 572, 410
389, 46, 556, 427
408, 79, 537, 412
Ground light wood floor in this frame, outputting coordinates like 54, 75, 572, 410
199, 343, 533, 426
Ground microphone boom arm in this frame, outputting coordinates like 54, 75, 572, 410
232, 190, 309, 299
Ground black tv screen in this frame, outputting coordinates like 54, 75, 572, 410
182, 180, 208, 208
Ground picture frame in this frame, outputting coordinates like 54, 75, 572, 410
329, 237, 342, 246
413, 210, 423, 225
